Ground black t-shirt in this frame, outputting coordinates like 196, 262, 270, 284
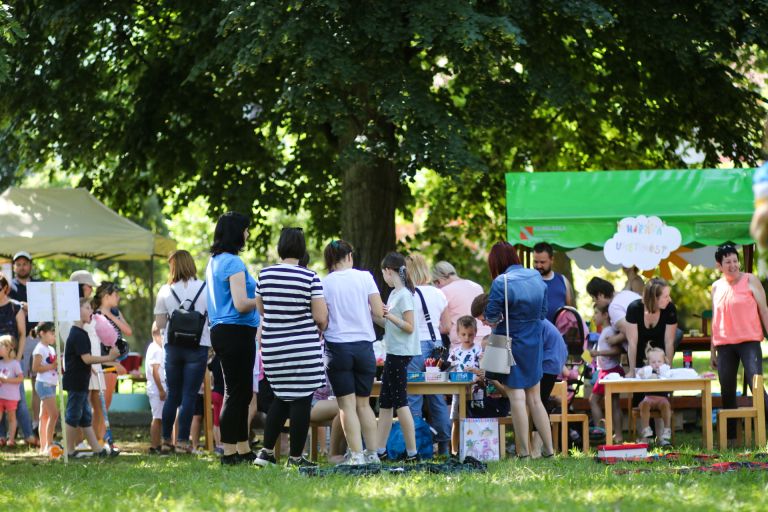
63, 325, 92, 392
625, 299, 678, 367
10, 278, 40, 333
0, 301, 21, 340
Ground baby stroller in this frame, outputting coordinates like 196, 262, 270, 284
552, 306, 590, 449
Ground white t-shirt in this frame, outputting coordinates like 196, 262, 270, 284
154, 279, 211, 347
32, 343, 58, 385
322, 269, 380, 343
608, 290, 642, 330
145, 341, 166, 397
596, 326, 620, 371
413, 285, 448, 342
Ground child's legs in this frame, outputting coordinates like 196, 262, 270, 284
655, 397, 672, 428
639, 399, 652, 429
611, 394, 623, 442
396, 405, 417, 453
41, 398, 58, 449
589, 392, 605, 425
377, 355, 410, 452
7, 409, 17, 440
376, 408, 393, 452
150, 419, 162, 448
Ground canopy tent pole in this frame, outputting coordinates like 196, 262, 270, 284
148, 255, 155, 325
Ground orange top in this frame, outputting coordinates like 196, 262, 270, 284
712, 273, 764, 346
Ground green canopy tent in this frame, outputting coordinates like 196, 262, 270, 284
505, 168, 756, 272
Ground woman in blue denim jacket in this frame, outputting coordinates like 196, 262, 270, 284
484, 242, 554, 458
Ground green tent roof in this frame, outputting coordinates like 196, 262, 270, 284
506, 168, 755, 250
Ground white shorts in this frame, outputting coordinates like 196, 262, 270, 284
149, 395, 164, 420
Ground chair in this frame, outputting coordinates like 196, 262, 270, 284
308, 419, 333, 461
717, 375, 766, 449
498, 381, 589, 456
549, 381, 589, 455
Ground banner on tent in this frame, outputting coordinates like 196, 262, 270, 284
603, 216, 682, 271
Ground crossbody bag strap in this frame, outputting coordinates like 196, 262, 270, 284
414, 287, 437, 342
504, 273, 510, 340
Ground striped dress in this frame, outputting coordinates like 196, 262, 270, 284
257, 263, 325, 400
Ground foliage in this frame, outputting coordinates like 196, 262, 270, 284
1, 1, 768, 278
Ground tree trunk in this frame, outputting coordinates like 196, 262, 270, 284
340, 156, 399, 292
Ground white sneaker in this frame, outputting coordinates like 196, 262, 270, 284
659, 428, 673, 447
363, 451, 381, 465
338, 451, 366, 466
75, 441, 90, 452
639, 426, 653, 440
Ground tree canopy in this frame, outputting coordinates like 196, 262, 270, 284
1, 1, 767, 278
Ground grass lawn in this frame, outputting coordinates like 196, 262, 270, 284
3, 350, 768, 511
2, 433, 768, 511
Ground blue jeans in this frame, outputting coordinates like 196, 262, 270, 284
0, 359, 35, 440
162, 344, 208, 443
407, 339, 451, 445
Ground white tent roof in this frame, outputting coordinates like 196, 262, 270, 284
0, 187, 176, 261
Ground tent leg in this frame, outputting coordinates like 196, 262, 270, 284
148, 256, 155, 324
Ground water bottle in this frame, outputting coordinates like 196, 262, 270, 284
683, 350, 693, 369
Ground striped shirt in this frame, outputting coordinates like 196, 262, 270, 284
257, 263, 325, 400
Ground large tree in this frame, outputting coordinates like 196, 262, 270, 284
1, 1, 767, 278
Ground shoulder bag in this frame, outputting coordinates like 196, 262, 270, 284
479, 273, 515, 375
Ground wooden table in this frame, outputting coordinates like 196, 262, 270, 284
678, 335, 712, 352
371, 380, 471, 420
603, 377, 714, 451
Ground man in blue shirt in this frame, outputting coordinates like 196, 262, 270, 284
532, 242, 574, 323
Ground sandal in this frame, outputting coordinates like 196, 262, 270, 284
160, 442, 175, 455
589, 426, 606, 439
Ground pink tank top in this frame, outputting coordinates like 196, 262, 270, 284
712, 273, 764, 346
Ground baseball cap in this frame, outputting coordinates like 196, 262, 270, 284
12, 251, 32, 262
69, 270, 98, 287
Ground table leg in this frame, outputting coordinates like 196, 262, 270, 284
702, 382, 713, 451
604, 387, 614, 446
459, 386, 466, 419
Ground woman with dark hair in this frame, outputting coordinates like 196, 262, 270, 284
321, 240, 384, 465
252, 228, 328, 468
711, 243, 768, 444
483, 242, 553, 458
154, 250, 209, 453
91, 281, 131, 444
205, 212, 260, 465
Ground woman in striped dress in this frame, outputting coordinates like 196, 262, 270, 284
253, 228, 328, 468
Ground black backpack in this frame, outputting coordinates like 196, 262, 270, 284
166, 282, 207, 348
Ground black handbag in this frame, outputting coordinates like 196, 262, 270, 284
414, 288, 450, 370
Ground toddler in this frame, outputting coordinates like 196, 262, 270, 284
447, 316, 481, 452
588, 303, 624, 442
635, 346, 672, 446
0, 336, 23, 447
31, 323, 59, 454
146, 321, 166, 454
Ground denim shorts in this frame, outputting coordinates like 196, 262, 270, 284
324, 341, 376, 398
35, 381, 57, 400
65, 390, 92, 428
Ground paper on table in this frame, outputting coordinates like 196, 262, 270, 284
27, 281, 81, 322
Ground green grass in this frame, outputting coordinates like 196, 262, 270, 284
2, 437, 768, 511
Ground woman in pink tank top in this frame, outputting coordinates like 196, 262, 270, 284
711, 243, 768, 443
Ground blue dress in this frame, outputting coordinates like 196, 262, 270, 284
484, 265, 547, 389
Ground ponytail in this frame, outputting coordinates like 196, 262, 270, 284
31, 322, 55, 338
324, 239, 354, 272
381, 252, 415, 293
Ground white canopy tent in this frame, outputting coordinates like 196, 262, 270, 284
0, 187, 175, 260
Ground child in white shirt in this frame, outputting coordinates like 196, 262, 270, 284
447, 316, 481, 453
588, 303, 624, 442
635, 347, 672, 446
146, 322, 166, 454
